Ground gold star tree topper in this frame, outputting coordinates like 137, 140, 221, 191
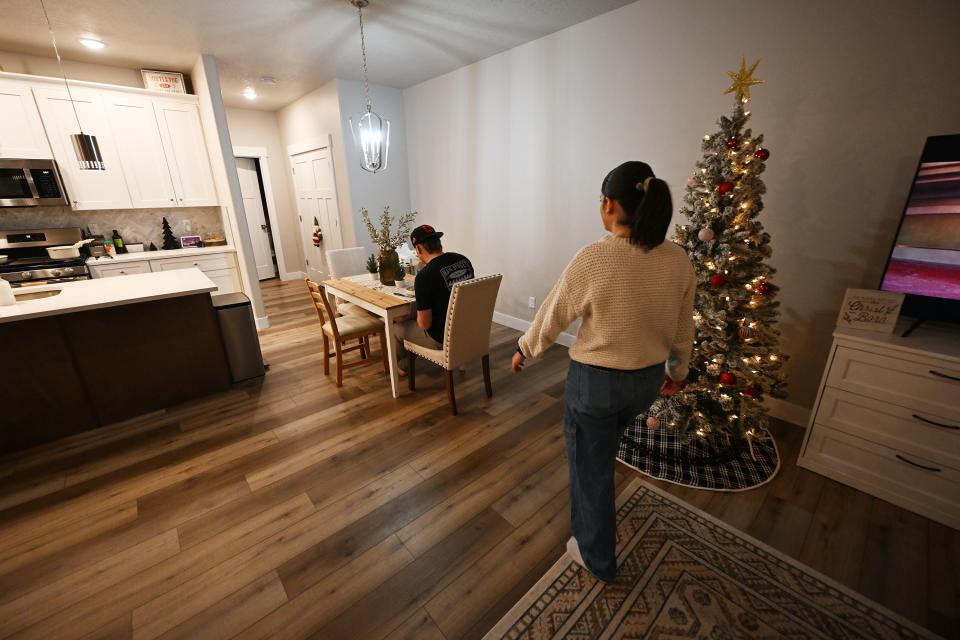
725, 56, 763, 102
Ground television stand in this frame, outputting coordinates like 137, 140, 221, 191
901, 317, 927, 338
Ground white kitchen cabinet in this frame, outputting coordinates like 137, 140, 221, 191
88, 260, 151, 278
33, 85, 132, 210
0, 79, 51, 159
104, 94, 178, 209
202, 268, 241, 294
151, 254, 240, 294
154, 101, 218, 207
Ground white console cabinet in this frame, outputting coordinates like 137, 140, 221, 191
799, 321, 960, 529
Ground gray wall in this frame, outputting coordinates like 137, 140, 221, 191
403, 0, 960, 413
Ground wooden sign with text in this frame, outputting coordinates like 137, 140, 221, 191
837, 288, 904, 333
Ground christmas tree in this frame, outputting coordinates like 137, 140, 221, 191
161, 217, 179, 250
646, 57, 787, 447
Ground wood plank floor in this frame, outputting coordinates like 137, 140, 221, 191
0, 277, 956, 640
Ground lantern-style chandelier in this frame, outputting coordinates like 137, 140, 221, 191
39, 0, 105, 170
348, 0, 389, 173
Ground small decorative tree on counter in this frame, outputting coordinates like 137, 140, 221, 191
161, 217, 179, 250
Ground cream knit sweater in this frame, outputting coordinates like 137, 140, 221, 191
518, 235, 696, 381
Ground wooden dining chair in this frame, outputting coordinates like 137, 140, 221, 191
305, 279, 388, 386
405, 275, 502, 415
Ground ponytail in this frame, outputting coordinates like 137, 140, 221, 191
630, 177, 672, 250
600, 161, 673, 251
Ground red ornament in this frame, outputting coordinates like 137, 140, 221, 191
738, 325, 754, 339
756, 281, 772, 295
646, 416, 661, 429
717, 181, 734, 194
709, 273, 727, 288
742, 386, 760, 398
719, 371, 737, 386
726, 137, 740, 150
754, 148, 770, 161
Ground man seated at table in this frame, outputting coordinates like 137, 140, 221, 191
395, 224, 475, 372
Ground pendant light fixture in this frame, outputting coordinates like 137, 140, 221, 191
348, 0, 389, 173
39, 0, 105, 171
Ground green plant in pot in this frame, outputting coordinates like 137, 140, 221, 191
365, 253, 378, 281
360, 206, 417, 285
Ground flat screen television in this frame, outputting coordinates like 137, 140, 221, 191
879, 134, 960, 325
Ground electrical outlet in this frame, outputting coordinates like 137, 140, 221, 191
184, 219, 192, 233
528, 296, 536, 309
87, 223, 101, 236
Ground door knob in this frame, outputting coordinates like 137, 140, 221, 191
260, 224, 268, 230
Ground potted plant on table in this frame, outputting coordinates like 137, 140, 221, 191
360, 206, 417, 286
365, 253, 379, 282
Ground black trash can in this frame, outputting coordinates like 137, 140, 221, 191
212, 292, 265, 382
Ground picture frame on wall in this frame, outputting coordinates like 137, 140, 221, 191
141, 69, 186, 94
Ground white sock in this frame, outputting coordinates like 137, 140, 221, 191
566, 537, 586, 569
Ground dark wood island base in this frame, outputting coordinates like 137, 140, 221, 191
1, 293, 230, 454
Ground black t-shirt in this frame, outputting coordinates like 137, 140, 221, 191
414, 252, 475, 343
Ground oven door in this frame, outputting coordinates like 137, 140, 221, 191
0, 159, 68, 207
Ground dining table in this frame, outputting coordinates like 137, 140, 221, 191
322, 274, 417, 398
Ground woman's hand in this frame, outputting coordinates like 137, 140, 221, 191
511, 351, 526, 373
660, 376, 687, 396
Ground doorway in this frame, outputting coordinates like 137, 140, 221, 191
235, 157, 278, 280
288, 135, 343, 281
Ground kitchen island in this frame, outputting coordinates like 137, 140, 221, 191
0, 270, 232, 454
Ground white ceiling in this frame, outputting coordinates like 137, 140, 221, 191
0, 0, 637, 110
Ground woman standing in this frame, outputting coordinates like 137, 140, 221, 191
512, 161, 695, 583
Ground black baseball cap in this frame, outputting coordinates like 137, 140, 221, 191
410, 224, 444, 246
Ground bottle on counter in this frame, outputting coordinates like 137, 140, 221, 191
112, 230, 127, 254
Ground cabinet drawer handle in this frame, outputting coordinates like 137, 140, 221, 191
895, 454, 942, 472
930, 369, 960, 383
912, 414, 960, 431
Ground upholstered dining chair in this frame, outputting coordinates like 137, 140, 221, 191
405, 275, 503, 415
325, 247, 372, 317
305, 279, 388, 387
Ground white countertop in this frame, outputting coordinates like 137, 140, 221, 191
86, 246, 235, 264
0, 268, 217, 323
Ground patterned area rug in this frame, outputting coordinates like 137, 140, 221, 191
618, 421, 780, 491
484, 479, 939, 640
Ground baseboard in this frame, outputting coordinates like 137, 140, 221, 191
280, 270, 306, 281
492, 311, 577, 348
763, 397, 811, 428
255, 315, 271, 330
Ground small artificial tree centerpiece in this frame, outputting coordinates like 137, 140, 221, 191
360, 206, 417, 285
365, 253, 378, 281
161, 217, 179, 250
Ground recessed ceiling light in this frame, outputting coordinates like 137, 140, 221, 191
260, 75, 276, 85
243, 86, 257, 100
79, 38, 106, 50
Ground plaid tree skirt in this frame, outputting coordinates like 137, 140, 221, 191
617, 418, 780, 491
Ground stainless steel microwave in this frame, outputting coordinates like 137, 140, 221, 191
0, 159, 69, 207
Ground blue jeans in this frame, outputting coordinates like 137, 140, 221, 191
563, 359, 663, 581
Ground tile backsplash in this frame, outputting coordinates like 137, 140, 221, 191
0, 206, 226, 247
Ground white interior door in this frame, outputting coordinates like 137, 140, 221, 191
289, 144, 343, 280
236, 157, 276, 280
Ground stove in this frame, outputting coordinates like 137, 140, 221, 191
0, 227, 92, 287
